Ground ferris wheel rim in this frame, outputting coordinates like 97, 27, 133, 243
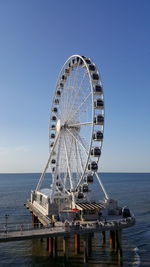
49, 55, 105, 197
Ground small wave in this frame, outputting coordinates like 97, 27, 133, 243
132, 247, 141, 267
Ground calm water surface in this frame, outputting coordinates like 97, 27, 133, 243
0, 173, 149, 266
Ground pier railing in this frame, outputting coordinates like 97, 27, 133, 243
0, 216, 135, 235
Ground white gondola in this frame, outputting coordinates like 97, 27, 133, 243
51, 159, 56, 164
93, 131, 103, 141
94, 99, 104, 109
82, 56, 91, 64
51, 125, 56, 130
88, 161, 98, 172
54, 98, 59, 104
59, 82, 64, 89
65, 68, 70, 75
82, 184, 89, 192
92, 73, 99, 81
77, 192, 84, 199
61, 74, 67, 81
75, 56, 83, 65
91, 147, 101, 157
52, 116, 57, 121
51, 133, 55, 139
71, 58, 75, 66
94, 114, 104, 125
52, 107, 58, 113
93, 85, 103, 95
56, 181, 61, 186
56, 90, 61, 96
79, 185, 82, 192
85, 174, 93, 183
88, 64, 96, 71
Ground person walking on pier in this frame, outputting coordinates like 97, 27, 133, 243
4, 225, 7, 234
51, 219, 55, 227
20, 224, 23, 235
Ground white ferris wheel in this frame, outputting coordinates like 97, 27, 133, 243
36, 55, 108, 208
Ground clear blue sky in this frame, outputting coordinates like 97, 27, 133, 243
0, 0, 150, 173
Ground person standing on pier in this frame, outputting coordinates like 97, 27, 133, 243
4, 225, 7, 234
20, 224, 23, 234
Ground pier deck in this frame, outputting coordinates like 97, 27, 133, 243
0, 216, 135, 243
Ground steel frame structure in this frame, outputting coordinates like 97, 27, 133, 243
36, 55, 109, 206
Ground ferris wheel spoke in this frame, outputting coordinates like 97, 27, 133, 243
70, 130, 88, 188
75, 140, 88, 190
71, 133, 84, 172
66, 128, 89, 155
53, 134, 71, 196
64, 73, 73, 119
70, 80, 90, 120
63, 172, 68, 188
75, 138, 91, 190
63, 74, 73, 122
56, 106, 64, 121
67, 61, 81, 114
68, 91, 92, 122
68, 72, 87, 119
76, 139, 85, 173
74, 131, 92, 189
64, 63, 79, 122
74, 138, 82, 183
68, 121, 93, 128
63, 133, 74, 191
75, 131, 89, 153
56, 179, 71, 195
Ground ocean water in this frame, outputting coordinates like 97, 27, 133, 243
0, 173, 149, 266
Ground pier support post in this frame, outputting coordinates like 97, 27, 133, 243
116, 230, 123, 263
32, 213, 39, 227
83, 233, 92, 263
32, 213, 35, 226
102, 231, 106, 245
53, 237, 57, 258
63, 237, 69, 261
83, 239, 88, 264
87, 233, 92, 256
109, 230, 116, 249
74, 234, 80, 255
47, 237, 53, 257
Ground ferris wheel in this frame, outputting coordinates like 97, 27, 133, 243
36, 55, 108, 206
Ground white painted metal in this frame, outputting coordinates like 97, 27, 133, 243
36, 132, 60, 191
35, 54, 108, 210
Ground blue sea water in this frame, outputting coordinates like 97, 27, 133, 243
0, 173, 149, 266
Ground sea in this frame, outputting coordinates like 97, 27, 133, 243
0, 173, 149, 267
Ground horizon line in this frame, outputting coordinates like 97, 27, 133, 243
0, 171, 150, 174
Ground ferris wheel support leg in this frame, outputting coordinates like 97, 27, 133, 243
95, 172, 109, 200
35, 133, 60, 191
